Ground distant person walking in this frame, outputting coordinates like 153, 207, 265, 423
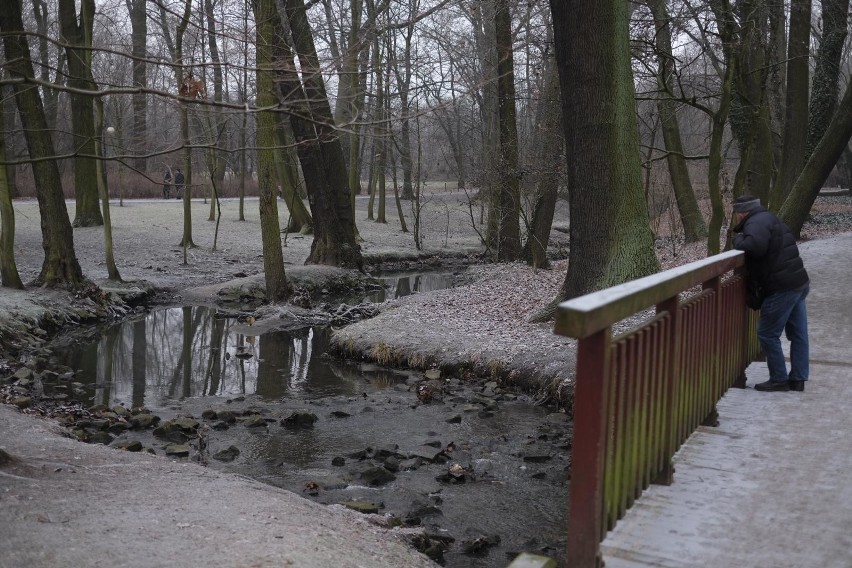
174, 168, 185, 199
162, 168, 172, 199
732, 195, 810, 392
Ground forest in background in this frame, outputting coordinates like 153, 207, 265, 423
2, 0, 852, 308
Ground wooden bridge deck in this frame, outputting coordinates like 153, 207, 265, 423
600, 234, 852, 568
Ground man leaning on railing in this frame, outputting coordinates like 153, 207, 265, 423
731, 195, 810, 393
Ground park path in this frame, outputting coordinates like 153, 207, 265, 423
601, 233, 852, 567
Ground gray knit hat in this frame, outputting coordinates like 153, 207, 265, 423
733, 195, 762, 213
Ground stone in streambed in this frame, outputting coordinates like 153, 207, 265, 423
281, 411, 318, 429
88, 431, 114, 445
165, 444, 190, 457
407, 445, 444, 462
216, 410, 237, 423
461, 534, 501, 555
11, 397, 32, 409
171, 417, 200, 431
112, 440, 143, 452
399, 457, 422, 471
111, 406, 131, 418
343, 500, 380, 514
361, 466, 396, 487
130, 413, 160, 429
153, 422, 191, 443
243, 415, 268, 428
108, 421, 132, 434
212, 446, 240, 462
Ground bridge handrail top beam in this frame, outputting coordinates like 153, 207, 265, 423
555, 250, 745, 339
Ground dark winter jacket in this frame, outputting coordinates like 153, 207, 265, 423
733, 207, 809, 295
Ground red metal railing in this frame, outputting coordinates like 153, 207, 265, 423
554, 250, 760, 567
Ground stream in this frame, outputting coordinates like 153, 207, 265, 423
44, 272, 569, 566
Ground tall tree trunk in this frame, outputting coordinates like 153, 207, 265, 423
239, 4, 249, 222
494, 0, 521, 260
547, 0, 659, 308
32, 0, 62, 133
472, 0, 500, 247
766, 0, 786, 167
769, 0, 812, 210
0, 0, 84, 287
647, 0, 707, 242
0, 121, 23, 289
94, 99, 121, 281
254, 0, 293, 302
284, 0, 363, 269
729, 1, 773, 202
344, 0, 364, 204
396, 10, 416, 201
373, 28, 387, 224
523, 60, 563, 269
204, 0, 227, 183
272, 117, 313, 233
129, 0, 148, 173
58, 0, 103, 228
804, 0, 849, 157
706, 0, 740, 255
779, 80, 852, 237
159, 0, 197, 249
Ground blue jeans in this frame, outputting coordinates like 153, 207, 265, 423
757, 286, 809, 383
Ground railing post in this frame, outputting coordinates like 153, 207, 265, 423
733, 266, 750, 388
701, 276, 722, 427
565, 327, 611, 568
653, 296, 679, 486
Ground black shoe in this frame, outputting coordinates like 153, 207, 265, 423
789, 380, 805, 392
754, 380, 790, 392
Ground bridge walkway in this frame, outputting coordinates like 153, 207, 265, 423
601, 233, 852, 568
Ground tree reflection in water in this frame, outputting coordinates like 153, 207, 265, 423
57, 306, 407, 409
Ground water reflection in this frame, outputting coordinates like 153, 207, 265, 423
368, 271, 459, 303
57, 306, 409, 409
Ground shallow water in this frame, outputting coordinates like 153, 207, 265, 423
51, 291, 568, 566
55, 306, 409, 409
367, 270, 460, 303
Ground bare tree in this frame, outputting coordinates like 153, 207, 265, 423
493, 0, 521, 260
522, 59, 562, 269
804, 0, 850, 158
769, 0, 812, 210
646, 0, 707, 242
254, 0, 293, 302
540, 0, 659, 320
0, 0, 85, 287
780, 81, 852, 236
283, 0, 364, 269
128, 0, 148, 173
58, 0, 104, 227
158, 0, 197, 250
0, 111, 23, 289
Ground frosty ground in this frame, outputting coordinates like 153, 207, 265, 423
2, 191, 852, 568
2, 191, 578, 400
